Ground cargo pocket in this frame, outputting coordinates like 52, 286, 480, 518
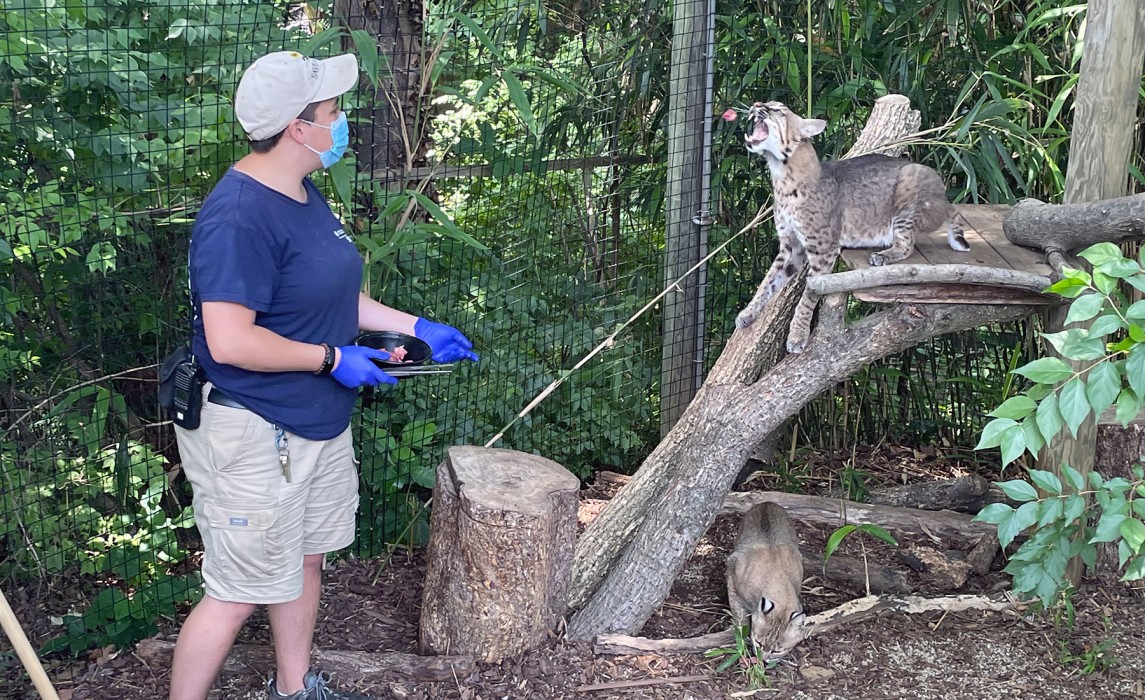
202, 498, 283, 582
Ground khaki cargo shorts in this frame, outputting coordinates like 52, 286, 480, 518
174, 385, 359, 604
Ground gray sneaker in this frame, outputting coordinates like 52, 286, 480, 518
267, 670, 378, 700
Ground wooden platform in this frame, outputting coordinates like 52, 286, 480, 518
838, 204, 1057, 305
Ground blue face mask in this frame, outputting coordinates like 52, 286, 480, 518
300, 113, 350, 169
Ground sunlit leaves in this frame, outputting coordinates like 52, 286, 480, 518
976, 245, 1145, 603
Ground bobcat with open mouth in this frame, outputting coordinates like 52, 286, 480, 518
736, 100, 969, 353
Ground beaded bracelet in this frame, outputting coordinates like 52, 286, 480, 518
315, 342, 335, 376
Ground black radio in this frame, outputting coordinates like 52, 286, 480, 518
160, 347, 204, 429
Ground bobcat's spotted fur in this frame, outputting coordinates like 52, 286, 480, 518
726, 502, 805, 659
736, 101, 970, 352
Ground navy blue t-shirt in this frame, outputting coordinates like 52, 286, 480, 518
189, 169, 362, 439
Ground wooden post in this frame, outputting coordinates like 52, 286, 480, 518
660, 0, 713, 436
1040, 0, 1145, 585
419, 446, 580, 662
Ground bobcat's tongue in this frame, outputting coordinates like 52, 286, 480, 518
745, 119, 769, 153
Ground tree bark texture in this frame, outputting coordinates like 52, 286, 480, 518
566, 302, 1037, 640
419, 447, 579, 661
333, 0, 423, 174
842, 94, 921, 159
1003, 194, 1145, 254
1095, 409, 1145, 480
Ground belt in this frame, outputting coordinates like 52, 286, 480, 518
207, 387, 246, 410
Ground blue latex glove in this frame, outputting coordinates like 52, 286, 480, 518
331, 346, 398, 388
414, 318, 480, 363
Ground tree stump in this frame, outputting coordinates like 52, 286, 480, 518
419, 446, 579, 662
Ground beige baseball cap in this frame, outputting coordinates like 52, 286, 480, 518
235, 51, 359, 141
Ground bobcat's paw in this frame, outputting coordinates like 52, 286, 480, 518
735, 309, 757, 329
786, 331, 809, 354
868, 252, 887, 267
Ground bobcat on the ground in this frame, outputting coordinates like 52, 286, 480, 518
736, 101, 970, 353
726, 502, 805, 659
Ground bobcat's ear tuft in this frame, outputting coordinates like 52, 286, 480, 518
799, 118, 827, 138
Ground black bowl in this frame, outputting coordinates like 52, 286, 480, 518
353, 331, 431, 368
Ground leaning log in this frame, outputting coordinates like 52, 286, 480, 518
1003, 193, 1145, 254
134, 638, 474, 682
567, 301, 1036, 641
419, 446, 579, 662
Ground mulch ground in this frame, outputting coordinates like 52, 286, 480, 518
4, 445, 1145, 699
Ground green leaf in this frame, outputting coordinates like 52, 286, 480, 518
988, 395, 1037, 420
1058, 378, 1091, 438
1042, 329, 1105, 361
996, 479, 1038, 502
974, 502, 1014, 525
1121, 555, 1145, 582
451, 13, 505, 60
1035, 394, 1064, 444
1116, 388, 1144, 426
408, 191, 488, 250
824, 525, 857, 565
1021, 417, 1044, 457
1061, 464, 1085, 492
1062, 494, 1086, 524
1078, 243, 1123, 266
1091, 512, 1128, 544
999, 423, 1026, 466
327, 158, 354, 209
1014, 357, 1074, 384
1097, 258, 1141, 279
1045, 277, 1088, 299
350, 29, 384, 87
856, 523, 898, 547
1029, 470, 1062, 495
1085, 361, 1121, 420
1087, 312, 1125, 339
999, 501, 1038, 549
1121, 518, 1145, 554
1036, 498, 1064, 528
1126, 300, 1145, 323
1063, 292, 1105, 326
976, 417, 1017, 450
1127, 345, 1145, 398
1093, 270, 1118, 296
501, 71, 538, 135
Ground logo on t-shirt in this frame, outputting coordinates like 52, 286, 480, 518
332, 228, 352, 241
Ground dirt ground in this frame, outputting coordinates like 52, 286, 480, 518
6, 446, 1145, 699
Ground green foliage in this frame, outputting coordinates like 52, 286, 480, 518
976, 245, 1145, 602
823, 523, 898, 569
704, 623, 774, 688
1058, 634, 1118, 675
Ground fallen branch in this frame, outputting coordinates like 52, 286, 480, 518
721, 491, 996, 542
134, 638, 475, 682
805, 264, 1053, 298
1003, 193, 1145, 254
592, 592, 1022, 656
576, 675, 709, 692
